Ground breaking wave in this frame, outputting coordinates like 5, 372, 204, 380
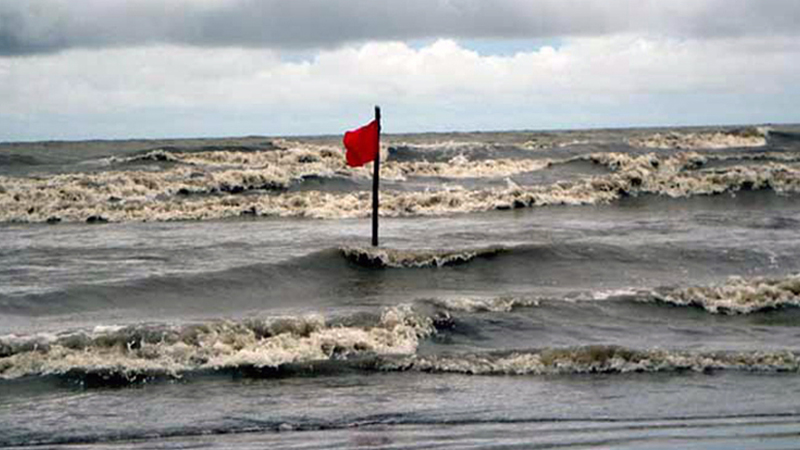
0, 144, 556, 223
340, 246, 506, 268
629, 127, 769, 150
4, 282, 800, 384
109, 146, 550, 181
383, 155, 551, 180
6, 314, 800, 384
110, 145, 343, 171
707, 152, 800, 164
383, 346, 800, 375
653, 274, 800, 314
421, 296, 539, 313
3, 147, 800, 223
0, 306, 433, 381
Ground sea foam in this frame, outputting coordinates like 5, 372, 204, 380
2, 146, 800, 223
0, 306, 433, 381
629, 128, 769, 150
340, 246, 506, 268
654, 274, 800, 314
383, 346, 800, 375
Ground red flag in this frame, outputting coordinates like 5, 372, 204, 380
343, 120, 379, 167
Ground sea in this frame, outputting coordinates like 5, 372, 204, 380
2, 124, 800, 449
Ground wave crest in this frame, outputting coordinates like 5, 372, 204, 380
629, 128, 768, 150
340, 246, 505, 268
654, 274, 800, 314
384, 346, 800, 375
3, 149, 800, 223
0, 306, 433, 381
423, 296, 539, 313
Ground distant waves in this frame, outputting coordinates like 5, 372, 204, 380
2, 144, 800, 223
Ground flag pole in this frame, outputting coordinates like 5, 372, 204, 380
372, 106, 381, 247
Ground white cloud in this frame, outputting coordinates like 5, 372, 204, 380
2, 35, 799, 139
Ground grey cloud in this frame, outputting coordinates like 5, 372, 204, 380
2, 0, 799, 56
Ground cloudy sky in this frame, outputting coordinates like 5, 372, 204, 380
1, 0, 799, 141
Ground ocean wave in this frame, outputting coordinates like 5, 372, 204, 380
109, 145, 341, 170
0, 154, 343, 220
3, 150, 800, 223
6, 320, 799, 383
0, 306, 433, 381
629, 128, 768, 150
653, 274, 800, 314
0, 144, 557, 223
340, 246, 506, 268
112, 146, 550, 181
383, 155, 551, 180
707, 152, 800, 164
383, 346, 800, 375
422, 296, 539, 313
109, 149, 183, 164
388, 140, 493, 153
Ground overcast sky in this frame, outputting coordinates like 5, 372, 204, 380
1, 0, 799, 141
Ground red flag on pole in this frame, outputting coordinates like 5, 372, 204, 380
343, 120, 379, 167
344, 107, 382, 247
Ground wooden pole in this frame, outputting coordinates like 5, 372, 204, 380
372, 106, 381, 247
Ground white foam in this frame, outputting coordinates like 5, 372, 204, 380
380, 155, 551, 180
706, 152, 800, 164
389, 141, 488, 151
0, 306, 433, 380
629, 129, 767, 150
655, 274, 800, 314
385, 346, 800, 375
340, 246, 505, 268
3, 150, 800, 223
599, 288, 644, 300
426, 296, 539, 313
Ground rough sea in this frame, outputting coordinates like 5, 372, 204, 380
2, 125, 800, 449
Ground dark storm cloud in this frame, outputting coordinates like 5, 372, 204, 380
2, 0, 799, 56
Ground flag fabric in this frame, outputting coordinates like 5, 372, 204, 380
343, 120, 379, 167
